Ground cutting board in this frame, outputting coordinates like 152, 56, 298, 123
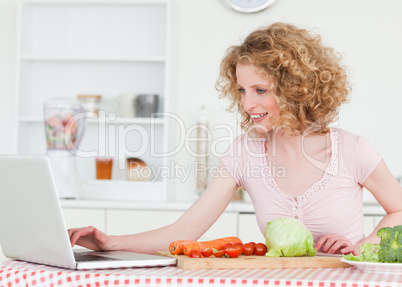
155, 251, 352, 269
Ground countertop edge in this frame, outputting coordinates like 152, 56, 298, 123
60, 199, 385, 215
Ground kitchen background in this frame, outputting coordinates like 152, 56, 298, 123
0, 0, 402, 204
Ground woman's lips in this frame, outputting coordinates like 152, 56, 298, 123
250, 113, 268, 123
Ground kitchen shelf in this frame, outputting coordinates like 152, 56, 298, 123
19, 116, 166, 125
16, 0, 173, 201
18, 60, 165, 119
20, 56, 166, 62
81, 180, 166, 202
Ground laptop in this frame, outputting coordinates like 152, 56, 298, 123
0, 155, 176, 269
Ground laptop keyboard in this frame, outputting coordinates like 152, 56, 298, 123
74, 252, 121, 262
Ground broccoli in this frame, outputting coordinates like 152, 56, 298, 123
378, 247, 396, 263
377, 227, 395, 247
395, 226, 402, 245
377, 225, 402, 263
397, 247, 402, 262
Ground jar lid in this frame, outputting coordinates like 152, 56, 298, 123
77, 94, 102, 100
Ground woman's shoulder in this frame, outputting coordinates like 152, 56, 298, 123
331, 127, 360, 145
230, 134, 265, 146
224, 134, 264, 159
332, 127, 379, 155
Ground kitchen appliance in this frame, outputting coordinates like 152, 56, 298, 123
44, 98, 86, 199
118, 94, 136, 117
134, 94, 159, 117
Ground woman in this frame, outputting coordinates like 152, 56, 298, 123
69, 22, 402, 255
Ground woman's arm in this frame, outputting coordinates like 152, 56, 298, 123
69, 160, 239, 254
315, 159, 402, 255
360, 159, 402, 245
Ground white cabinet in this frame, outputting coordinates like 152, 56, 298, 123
60, 207, 238, 245
237, 213, 264, 243
363, 215, 384, 237
105, 209, 238, 241
62, 208, 106, 232
0, 244, 6, 263
200, 212, 238, 241
105, 209, 183, 235
16, 0, 173, 201
363, 216, 375, 237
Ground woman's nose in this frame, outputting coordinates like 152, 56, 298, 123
241, 94, 257, 112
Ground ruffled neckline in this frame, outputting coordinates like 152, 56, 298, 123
260, 128, 339, 204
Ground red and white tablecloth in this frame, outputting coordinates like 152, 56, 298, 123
1, 260, 401, 287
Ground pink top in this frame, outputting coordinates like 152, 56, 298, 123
222, 128, 382, 244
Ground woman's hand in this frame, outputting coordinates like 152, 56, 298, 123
68, 226, 114, 251
315, 234, 358, 255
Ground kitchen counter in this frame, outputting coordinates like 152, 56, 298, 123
0, 259, 399, 287
60, 199, 386, 216
60, 199, 255, 212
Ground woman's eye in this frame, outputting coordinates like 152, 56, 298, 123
257, 89, 266, 94
238, 88, 245, 93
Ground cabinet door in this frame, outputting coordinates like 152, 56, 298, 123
106, 209, 183, 235
62, 208, 106, 232
373, 216, 384, 227
199, 212, 238, 241
363, 216, 375, 237
363, 215, 385, 237
238, 213, 264, 243
106, 209, 238, 241
372, 215, 385, 235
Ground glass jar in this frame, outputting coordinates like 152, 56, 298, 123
77, 94, 102, 115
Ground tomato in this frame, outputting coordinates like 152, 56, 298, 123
225, 248, 242, 258
200, 248, 213, 257
234, 245, 243, 253
242, 243, 254, 256
213, 249, 226, 258
188, 250, 202, 258
248, 242, 256, 248
234, 242, 243, 247
222, 243, 234, 250
254, 243, 267, 256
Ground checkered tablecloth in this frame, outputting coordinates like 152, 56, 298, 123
1, 260, 401, 287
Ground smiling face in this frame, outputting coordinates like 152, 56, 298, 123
237, 63, 280, 133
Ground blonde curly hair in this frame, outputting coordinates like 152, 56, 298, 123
216, 22, 351, 136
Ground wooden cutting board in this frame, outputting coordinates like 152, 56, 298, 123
155, 251, 352, 269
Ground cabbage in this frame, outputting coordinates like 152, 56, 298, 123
359, 242, 380, 262
342, 242, 380, 262
264, 218, 316, 257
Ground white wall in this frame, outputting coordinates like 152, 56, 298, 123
1, 0, 402, 202
171, 0, 402, 201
